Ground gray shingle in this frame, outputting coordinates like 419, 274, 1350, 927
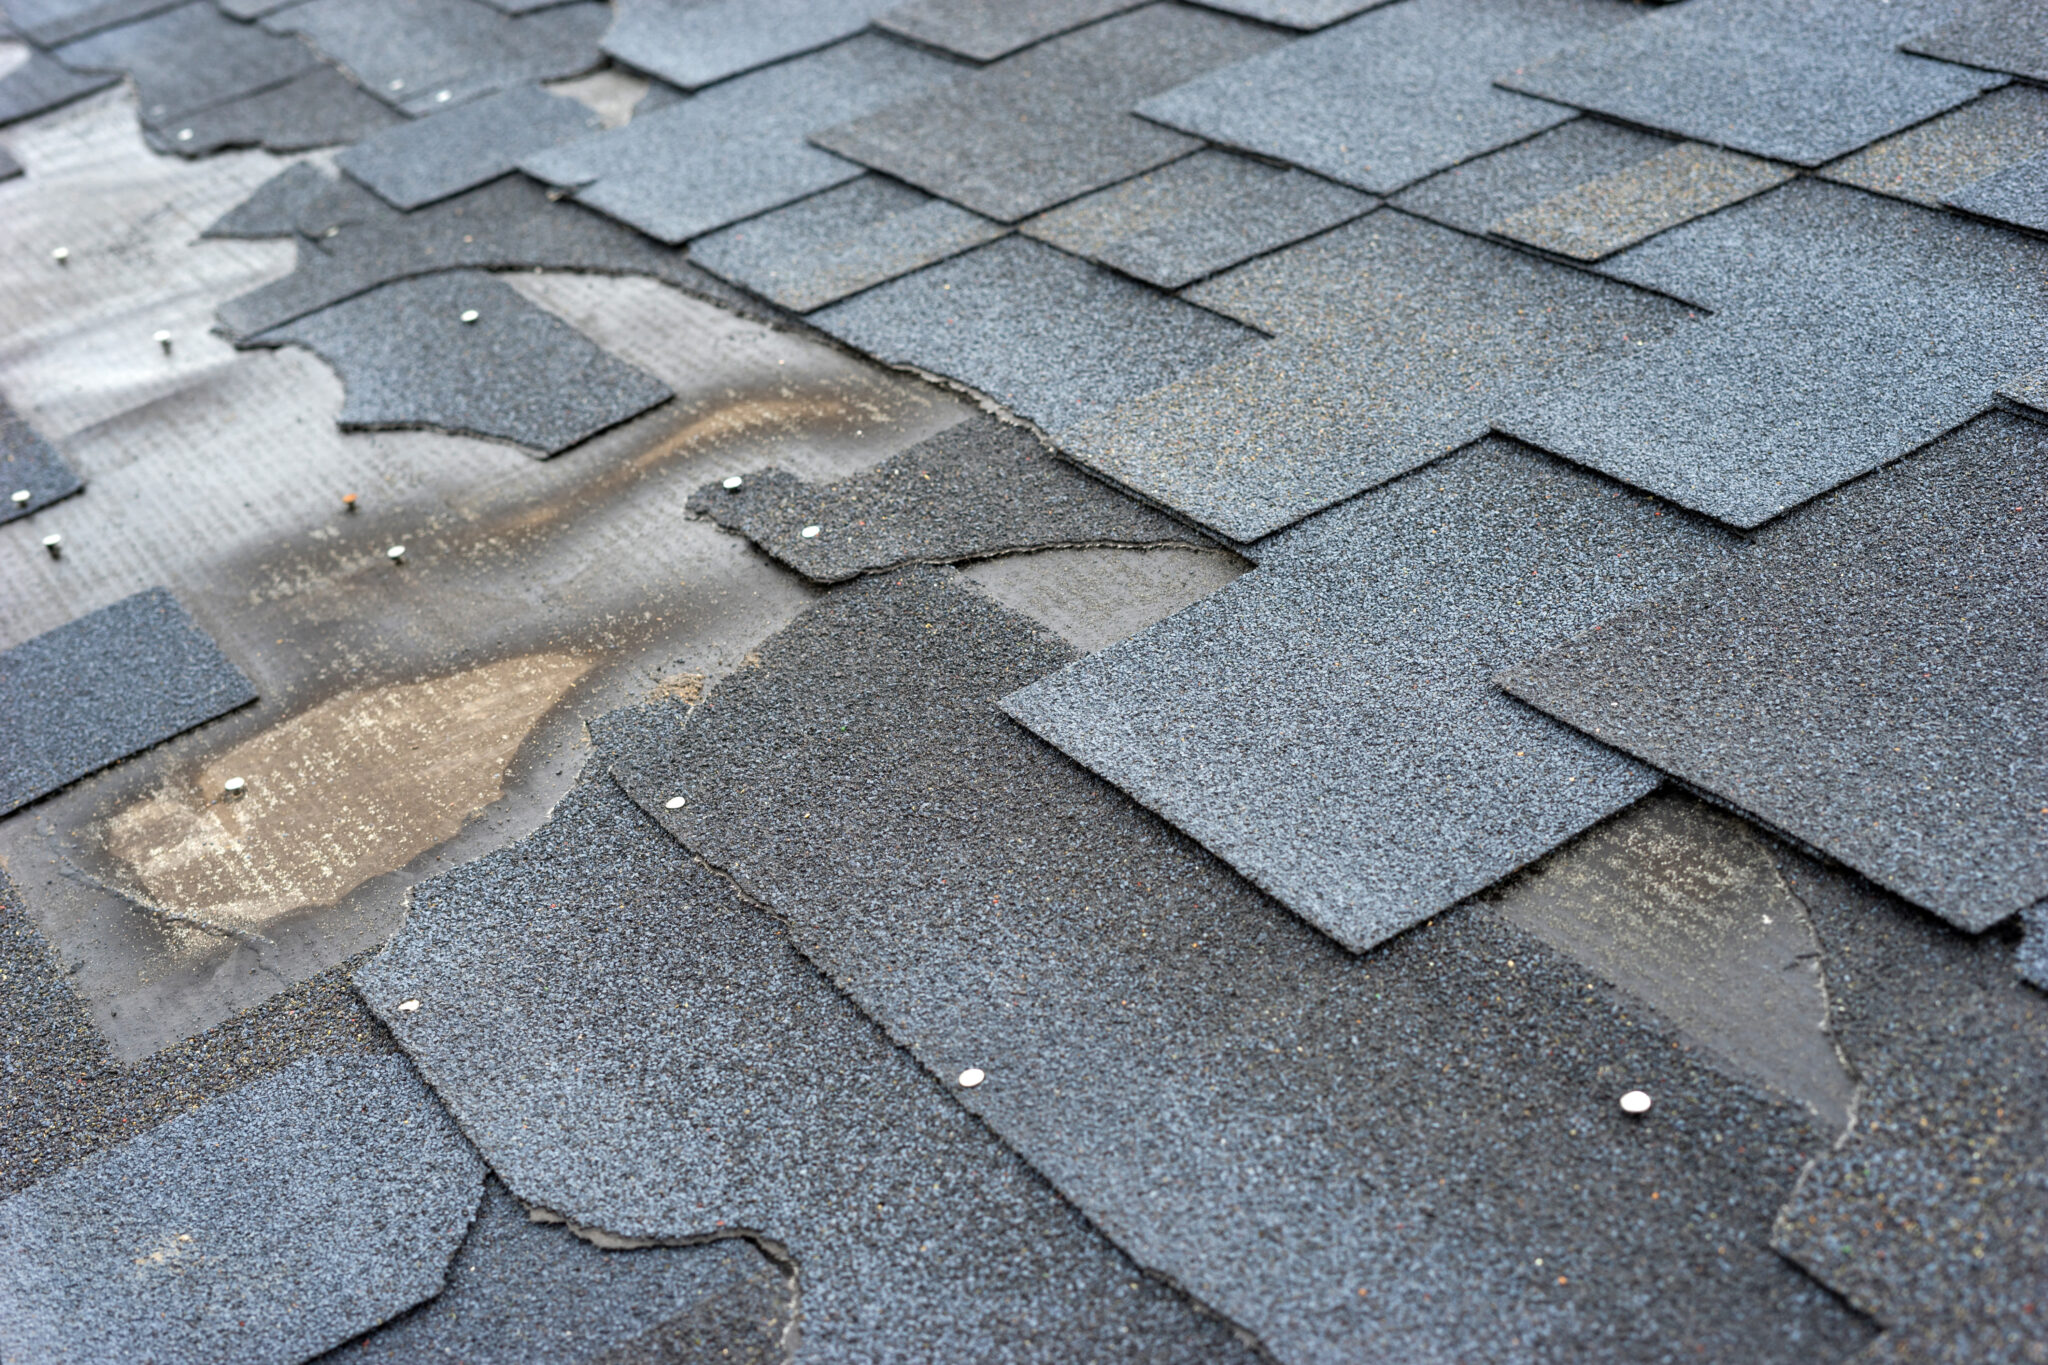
603, 0, 896, 91
876, 0, 1146, 62
2005, 363, 2048, 418
1020, 148, 1376, 289
0, 397, 82, 525
337, 84, 599, 209
611, 564, 1872, 1365
1498, 413, 2048, 933
1903, 0, 2048, 85
1180, 0, 1385, 29
0, 144, 17, 179
202, 160, 330, 237
1946, 146, 2048, 233
0, 1055, 484, 1365
1486, 141, 1793, 261
0, 50, 120, 127
1135, 0, 1639, 195
1498, 179, 2048, 528
1499, 0, 2004, 168
0, 589, 257, 815
811, 4, 1284, 222
810, 234, 1260, 435
520, 35, 959, 244
1390, 116, 1675, 234
2022, 901, 2048, 992
142, 63, 405, 156
1, 0, 178, 46
249, 271, 672, 455
688, 175, 1006, 312
1054, 209, 1693, 543
1819, 83, 2048, 207
54, 0, 318, 125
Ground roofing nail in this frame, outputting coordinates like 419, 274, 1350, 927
1619, 1090, 1653, 1116
10, 490, 29, 506
435, 90, 451, 103
957, 1068, 985, 1088
721, 476, 743, 491
664, 796, 686, 810
459, 309, 479, 324
176, 128, 192, 142
51, 247, 68, 264
342, 492, 358, 512
397, 999, 421, 1012
154, 330, 172, 354
388, 79, 404, 91
800, 525, 821, 539
222, 777, 247, 799
387, 545, 406, 564
42, 534, 61, 558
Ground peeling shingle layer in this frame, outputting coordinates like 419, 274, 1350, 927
0, 397, 82, 525
1487, 141, 1793, 261
876, 0, 1147, 62
336, 84, 599, 209
1819, 84, 2048, 207
140, 64, 405, 156
602, 0, 897, 92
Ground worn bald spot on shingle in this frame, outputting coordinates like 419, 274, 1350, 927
337, 85, 598, 209
613, 564, 1871, 1365
0, 396, 82, 524
1903, 0, 2048, 85
1021, 148, 1375, 289
602, 0, 896, 91
1054, 211, 1693, 543
54, 0, 318, 126
1500, 0, 2004, 168
1500, 414, 2048, 933
249, 271, 670, 454
353, 752, 1265, 1364
812, 5, 1283, 223
2, 0, 177, 46
876, 0, 1147, 62
521, 36, 959, 245
1488, 142, 1793, 261
0, 49, 119, 126
0, 1054, 484, 1365
1820, 83, 2048, 207
142, 64, 405, 157
1136, 0, 1637, 196
689, 175, 1007, 313
1946, 146, 2048, 234
0, 589, 257, 815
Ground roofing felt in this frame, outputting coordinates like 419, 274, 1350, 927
1053, 209, 1692, 543
810, 4, 1284, 223
1019, 147, 1376, 289
0, 588, 256, 815
1486, 141, 1794, 261
811, 234, 1260, 436
0, 397, 82, 524
0, 1054, 484, 1365
0, 49, 119, 127
610, 565, 1871, 1365
52, 0, 318, 126
352, 763, 1265, 1364
262, 0, 609, 117
601, 0, 896, 92
1819, 82, 2048, 207
1003, 438, 1739, 950
874, 0, 1148, 62
1133, 0, 1639, 196
335, 84, 600, 210
0, 0, 177, 46
1902, 0, 2048, 85
687, 413, 1207, 583
1390, 116, 1679, 234
1767, 851, 2048, 1364
249, 270, 672, 455
1946, 146, 2048, 233
1498, 412, 2048, 933
141, 64, 405, 156
519, 35, 961, 245
1499, 178, 2048, 528
687, 174, 1007, 313
1497, 0, 2005, 168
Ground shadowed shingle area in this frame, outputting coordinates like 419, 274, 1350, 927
1020, 148, 1375, 289
0, 0, 177, 45
1946, 146, 2048, 233
1054, 211, 1694, 542
1498, 414, 2048, 933
811, 4, 1284, 223
810, 235, 1260, 435
1767, 853, 2048, 1365
351, 763, 1267, 1365
0, 144, 16, 179
1390, 116, 1676, 233
688, 175, 1006, 312
520, 36, 960, 245
689, 414, 1207, 583
1499, 0, 2004, 168
1003, 440, 1740, 950
876, 0, 1146, 61
0, 1055, 485, 1365
249, 271, 672, 455
0, 397, 82, 524
1134, 0, 1638, 195
1487, 142, 1794, 261
53, 0, 318, 125
0, 589, 256, 815
1499, 179, 2048, 528
0, 49, 119, 126
610, 565, 1873, 1365
602, 0, 896, 91
141, 65, 405, 156
1820, 83, 2048, 206
2022, 903, 2048, 991
336, 84, 598, 209
1903, 0, 2048, 84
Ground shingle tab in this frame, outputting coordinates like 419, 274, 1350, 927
337, 84, 599, 209
2, 0, 178, 46
1946, 146, 2048, 233
0, 50, 120, 127
1902, 0, 2048, 85
1391, 115, 1675, 233
1819, 83, 2048, 207
602, 0, 896, 91
1181, 0, 1386, 29
140, 64, 405, 156
1487, 141, 1793, 261
0, 397, 83, 525
876, 0, 1146, 62
54, 0, 319, 125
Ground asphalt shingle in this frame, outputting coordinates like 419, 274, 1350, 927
2021, 902, 2048, 992
602, 0, 897, 91
1, 0, 177, 46
1182, 0, 1384, 28
1390, 115, 1677, 234
142, 64, 405, 156
53, 0, 318, 126
1819, 83, 2048, 207
1486, 141, 1793, 261
336, 84, 599, 209
0, 50, 119, 127
0, 397, 82, 525
201, 160, 329, 237
1946, 146, 2048, 233
0, 144, 17, 179
875, 0, 1147, 62
1903, 0, 2048, 85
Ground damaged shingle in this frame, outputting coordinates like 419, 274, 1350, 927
0, 1054, 484, 1365
142, 64, 405, 157
336, 83, 601, 209
201, 159, 329, 237
0, 397, 83, 524
1498, 412, 2048, 933
1486, 141, 1793, 261
1902, 0, 2048, 86
248, 271, 672, 455
875, 0, 1147, 62
689, 413, 1207, 583
601, 0, 897, 92
53, 0, 319, 127
1819, 83, 2048, 208
0, 50, 120, 127
1, 0, 179, 46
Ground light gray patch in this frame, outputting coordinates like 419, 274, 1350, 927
876, 0, 1147, 62
0, 396, 82, 524
1392, 116, 1677, 234
601, 0, 895, 91
1903, 0, 2048, 85
53, 0, 318, 125
960, 544, 1248, 651
336, 84, 599, 209
0, 49, 119, 126
140, 63, 406, 158
1946, 145, 2048, 235
1819, 83, 2048, 207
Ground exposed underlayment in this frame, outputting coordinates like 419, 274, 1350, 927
959, 545, 1249, 653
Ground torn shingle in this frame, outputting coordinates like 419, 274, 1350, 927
1020, 148, 1376, 289
876, 0, 1147, 62
248, 271, 672, 455
1819, 83, 2048, 208
1499, 179, 2048, 528
1392, 116, 1678, 234
1768, 852, 2048, 1364
688, 413, 1207, 583
1499, 0, 2003, 168
613, 564, 1873, 1365
0, 1055, 485, 1365
353, 762, 1267, 1364
811, 5, 1285, 223
1134, 0, 1638, 196
141, 63, 405, 157
263, 0, 608, 117
1054, 210, 1693, 543
53, 0, 318, 126
1498, 412, 2048, 933
601, 0, 896, 92
0, 396, 83, 524
336, 84, 600, 210
0, 49, 120, 127
1902, 0, 2048, 85
1487, 141, 1793, 261
1004, 439, 1739, 950
687, 174, 1006, 313
1, 0, 178, 46
810, 234, 1261, 436
201, 159, 328, 237
1946, 146, 2048, 234
520, 35, 960, 245
0, 589, 257, 815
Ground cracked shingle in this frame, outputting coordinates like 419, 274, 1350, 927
53, 0, 319, 126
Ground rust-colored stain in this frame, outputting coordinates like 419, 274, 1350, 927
100, 653, 591, 931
